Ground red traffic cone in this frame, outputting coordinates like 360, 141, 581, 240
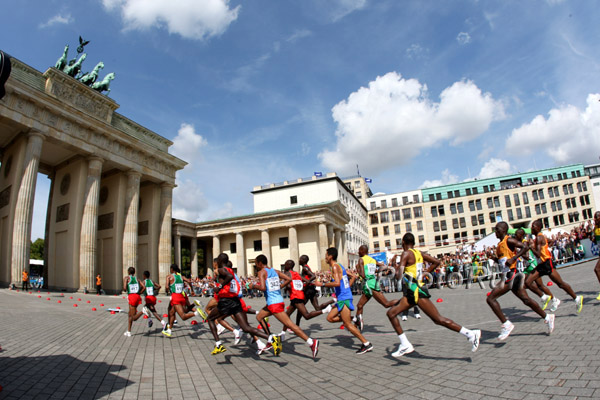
37, 295, 41, 298
163, 313, 168, 318
143, 315, 148, 319
116, 306, 121, 310
73, 304, 78, 307
29, 291, 32, 294
487, 292, 491, 296
58, 300, 62, 303
92, 308, 97, 311
110, 311, 116, 315
436, 298, 443, 303
86, 300, 91, 303
46, 298, 50, 300
258, 325, 263, 329
547, 281, 553, 286
100, 304, 104, 306
191, 320, 198, 325
340, 324, 345, 329
77, 298, 81, 301
69, 297, 73, 300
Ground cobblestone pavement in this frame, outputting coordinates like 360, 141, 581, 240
1, 260, 600, 400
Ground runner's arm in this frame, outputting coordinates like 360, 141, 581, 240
507, 238, 529, 265
276, 270, 292, 287
251, 269, 267, 291
422, 253, 441, 274
357, 258, 365, 279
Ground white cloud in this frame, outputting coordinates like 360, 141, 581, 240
287, 29, 312, 43
39, 13, 73, 28
170, 123, 207, 166
405, 44, 428, 60
505, 93, 600, 165
101, 0, 240, 40
172, 178, 209, 221
477, 158, 515, 179
420, 169, 459, 189
319, 72, 504, 174
330, 0, 367, 22
456, 32, 471, 45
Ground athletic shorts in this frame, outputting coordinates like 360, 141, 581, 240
362, 279, 381, 298
128, 293, 142, 307
523, 264, 535, 275
290, 298, 305, 306
336, 299, 354, 312
171, 293, 186, 306
504, 269, 518, 284
145, 295, 157, 306
304, 285, 317, 301
402, 276, 430, 306
535, 259, 553, 277
267, 302, 285, 314
217, 297, 243, 316
240, 298, 251, 313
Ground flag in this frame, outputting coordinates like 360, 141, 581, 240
314, 172, 322, 177
365, 178, 372, 183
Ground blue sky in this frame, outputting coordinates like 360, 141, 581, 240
2, 0, 600, 240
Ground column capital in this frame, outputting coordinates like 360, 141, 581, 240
27, 130, 46, 140
87, 155, 104, 164
126, 169, 142, 178
160, 182, 176, 189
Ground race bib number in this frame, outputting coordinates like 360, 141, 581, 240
146, 286, 154, 296
129, 283, 139, 293
292, 280, 303, 291
367, 263, 376, 275
174, 283, 184, 293
229, 280, 238, 293
416, 262, 424, 280
267, 276, 281, 292
342, 275, 350, 289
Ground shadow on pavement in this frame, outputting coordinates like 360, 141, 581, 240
0, 354, 133, 399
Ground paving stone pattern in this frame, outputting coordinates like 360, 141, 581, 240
1, 260, 600, 399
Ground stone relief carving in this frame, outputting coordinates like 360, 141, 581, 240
98, 212, 114, 231
56, 203, 70, 222
0, 186, 11, 209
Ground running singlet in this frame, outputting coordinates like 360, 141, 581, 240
404, 249, 424, 280
595, 226, 600, 243
265, 267, 284, 306
362, 255, 377, 282
127, 276, 139, 294
496, 236, 516, 271
235, 274, 243, 298
217, 267, 240, 299
144, 279, 155, 296
536, 234, 552, 262
169, 274, 184, 294
289, 271, 305, 300
302, 265, 314, 288
334, 263, 353, 302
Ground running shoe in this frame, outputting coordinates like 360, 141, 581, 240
161, 320, 167, 329
162, 326, 172, 337
211, 345, 227, 355
310, 339, 320, 359
286, 328, 294, 334
257, 343, 273, 356
498, 321, 514, 340
470, 330, 481, 352
414, 314, 421, 319
272, 335, 282, 356
216, 323, 226, 335
234, 330, 242, 345
401, 315, 408, 321
541, 294, 552, 311
173, 320, 178, 326
148, 318, 153, 328
278, 331, 286, 342
546, 314, 555, 335
142, 306, 150, 318
193, 300, 208, 320
549, 297, 561, 312
124, 331, 131, 337
392, 343, 414, 358
575, 296, 583, 314
356, 342, 373, 354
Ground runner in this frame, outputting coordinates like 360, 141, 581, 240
593, 211, 600, 301
280, 259, 331, 338
193, 259, 234, 336
252, 254, 319, 359
96, 274, 102, 295
141, 270, 164, 329
486, 222, 555, 340
527, 219, 583, 313
514, 228, 559, 311
295, 255, 334, 328
353, 245, 400, 331
161, 265, 204, 337
206, 253, 274, 355
315, 247, 373, 354
386, 233, 481, 357
123, 267, 146, 337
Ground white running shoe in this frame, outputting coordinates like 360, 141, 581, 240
234, 329, 242, 345
216, 324, 226, 335
546, 314, 555, 334
392, 343, 414, 358
323, 304, 332, 314
256, 343, 273, 355
278, 331, 286, 342
161, 320, 167, 329
549, 297, 561, 312
415, 314, 421, 319
142, 306, 150, 318
401, 315, 408, 321
498, 321, 514, 340
540, 294, 551, 310
124, 331, 131, 337
575, 296, 583, 314
470, 330, 481, 352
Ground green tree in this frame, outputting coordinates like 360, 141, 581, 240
30, 238, 44, 260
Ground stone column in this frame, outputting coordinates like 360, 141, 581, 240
191, 237, 198, 277
334, 228, 344, 266
122, 170, 141, 276
174, 234, 181, 269
158, 183, 173, 285
341, 230, 348, 267
260, 229, 271, 265
327, 224, 335, 247
11, 132, 44, 287
236, 232, 245, 277
78, 157, 104, 292
318, 223, 329, 271
289, 226, 299, 263
210, 235, 220, 277
43, 173, 55, 289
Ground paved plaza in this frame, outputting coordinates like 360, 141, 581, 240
1, 260, 600, 400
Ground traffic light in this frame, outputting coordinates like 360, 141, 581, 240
0, 50, 12, 100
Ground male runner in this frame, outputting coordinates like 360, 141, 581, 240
514, 228, 559, 311
315, 247, 373, 354
161, 265, 204, 337
593, 211, 600, 300
353, 245, 400, 331
486, 222, 555, 340
252, 255, 319, 359
280, 259, 331, 338
386, 233, 480, 357
296, 255, 334, 328
206, 253, 274, 355
527, 219, 583, 313
123, 267, 146, 337
195, 259, 235, 336
141, 270, 163, 328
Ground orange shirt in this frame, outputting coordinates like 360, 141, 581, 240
96, 276, 101, 285
22, 271, 28, 281
537, 234, 552, 262
496, 236, 516, 270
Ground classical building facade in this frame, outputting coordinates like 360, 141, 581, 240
0, 57, 185, 292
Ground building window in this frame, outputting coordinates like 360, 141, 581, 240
522, 192, 529, 204
429, 194, 435, 201
381, 200, 387, 208
505, 195, 511, 208
356, 191, 362, 198
417, 221, 423, 231
489, 212, 495, 224
392, 198, 398, 207
516, 208, 523, 219
394, 224, 401, 234
383, 226, 390, 236
373, 242, 380, 252
440, 220, 447, 231
487, 197, 494, 209
459, 217, 466, 228
414, 194, 420, 203
370, 201, 376, 210
452, 218, 459, 229
450, 203, 457, 214
402, 209, 412, 219
471, 215, 478, 226
438, 205, 445, 216
370, 214, 379, 224
525, 206, 531, 218
418, 235, 425, 246
230, 243, 237, 253
405, 222, 412, 232
469, 200, 475, 211
457, 202, 464, 213
435, 235, 442, 247
372, 227, 378, 237
433, 221, 440, 232
354, 181, 361, 188
253, 240, 262, 251
436, 193, 442, 200
508, 209, 514, 221
384, 240, 391, 249
466, 188, 472, 195
514, 193, 520, 206
413, 207, 423, 217
478, 214, 484, 225
290, 195, 298, 205
492, 197, 499, 208
396, 238, 402, 247
431, 206, 438, 217
380, 212, 389, 223
391, 210, 400, 221
279, 237, 289, 249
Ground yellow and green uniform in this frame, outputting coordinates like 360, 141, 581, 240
402, 248, 430, 305
594, 226, 600, 243
361, 254, 381, 297
522, 238, 538, 275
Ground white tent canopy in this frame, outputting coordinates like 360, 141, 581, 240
473, 232, 500, 252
